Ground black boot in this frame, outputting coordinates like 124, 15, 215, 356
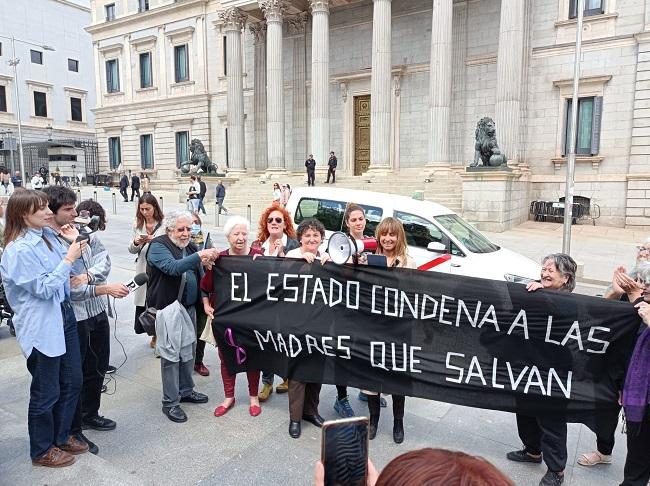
392, 395, 405, 444
367, 394, 381, 440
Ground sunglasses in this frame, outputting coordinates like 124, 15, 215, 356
267, 217, 283, 224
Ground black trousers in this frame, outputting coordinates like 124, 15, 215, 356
130, 187, 140, 201
515, 413, 567, 473
620, 411, 650, 486
71, 311, 110, 434
594, 407, 621, 455
120, 188, 128, 201
307, 170, 315, 186
326, 167, 336, 183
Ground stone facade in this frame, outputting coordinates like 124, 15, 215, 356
88, 0, 650, 228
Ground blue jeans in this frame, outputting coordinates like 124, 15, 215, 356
26, 302, 82, 458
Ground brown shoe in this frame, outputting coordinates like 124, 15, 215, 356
258, 383, 273, 402
58, 435, 89, 455
32, 447, 75, 468
276, 379, 289, 394
149, 336, 157, 349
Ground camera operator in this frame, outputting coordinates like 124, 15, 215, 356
43, 187, 129, 454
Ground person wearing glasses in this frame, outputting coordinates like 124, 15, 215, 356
201, 216, 263, 418
146, 210, 219, 423
251, 204, 299, 402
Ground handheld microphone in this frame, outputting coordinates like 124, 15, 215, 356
75, 215, 101, 234
124, 273, 148, 292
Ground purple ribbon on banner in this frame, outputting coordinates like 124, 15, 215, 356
224, 327, 247, 365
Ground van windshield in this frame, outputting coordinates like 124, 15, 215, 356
434, 214, 500, 254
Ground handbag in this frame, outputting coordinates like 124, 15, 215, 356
200, 316, 216, 347
139, 273, 186, 337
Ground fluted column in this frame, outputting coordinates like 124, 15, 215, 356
427, 0, 453, 167
221, 8, 247, 171
369, 0, 392, 171
494, 0, 525, 162
250, 22, 268, 171
310, 0, 330, 171
288, 13, 308, 171
260, 0, 286, 171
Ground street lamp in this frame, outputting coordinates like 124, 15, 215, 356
0, 34, 56, 180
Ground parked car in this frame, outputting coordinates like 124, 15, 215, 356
285, 187, 539, 282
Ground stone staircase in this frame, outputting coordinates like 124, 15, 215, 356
217, 167, 463, 222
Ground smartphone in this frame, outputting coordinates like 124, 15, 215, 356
321, 417, 369, 486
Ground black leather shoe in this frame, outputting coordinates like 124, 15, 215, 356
289, 421, 301, 438
506, 449, 543, 463
180, 391, 208, 404
302, 414, 324, 428
162, 406, 187, 423
393, 419, 404, 444
76, 433, 98, 455
82, 415, 116, 431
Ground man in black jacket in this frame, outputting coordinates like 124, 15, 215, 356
197, 176, 207, 215
119, 174, 128, 202
326, 151, 337, 184
305, 155, 316, 187
130, 173, 141, 201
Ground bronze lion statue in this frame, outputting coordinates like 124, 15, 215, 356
470, 117, 507, 168
180, 139, 218, 174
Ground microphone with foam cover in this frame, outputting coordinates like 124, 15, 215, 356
124, 273, 149, 292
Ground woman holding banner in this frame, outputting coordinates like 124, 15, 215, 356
202, 216, 263, 418
252, 203, 299, 402
285, 218, 330, 438
506, 253, 577, 486
366, 217, 417, 445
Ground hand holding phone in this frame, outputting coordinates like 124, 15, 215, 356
321, 417, 369, 486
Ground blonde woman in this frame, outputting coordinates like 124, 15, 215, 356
366, 217, 416, 444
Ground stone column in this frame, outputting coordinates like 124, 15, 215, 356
427, 0, 453, 167
260, 0, 286, 171
494, 0, 525, 162
309, 0, 330, 171
369, 0, 392, 171
250, 22, 268, 171
220, 8, 247, 172
288, 12, 308, 171
92, 42, 102, 109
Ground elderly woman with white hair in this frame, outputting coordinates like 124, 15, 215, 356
201, 216, 264, 418
146, 210, 219, 423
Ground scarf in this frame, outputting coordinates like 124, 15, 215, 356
622, 326, 650, 434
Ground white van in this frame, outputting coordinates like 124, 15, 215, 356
285, 187, 540, 282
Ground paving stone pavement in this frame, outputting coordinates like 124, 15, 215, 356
0, 188, 640, 486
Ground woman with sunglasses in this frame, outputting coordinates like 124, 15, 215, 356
201, 216, 263, 418
252, 204, 299, 401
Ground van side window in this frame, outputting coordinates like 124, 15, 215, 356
294, 197, 346, 232
395, 211, 444, 249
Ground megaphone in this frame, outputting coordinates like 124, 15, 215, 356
327, 232, 377, 265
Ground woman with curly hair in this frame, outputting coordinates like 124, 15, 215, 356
252, 203, 299, 401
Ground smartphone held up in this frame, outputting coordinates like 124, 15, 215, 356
321, 417, 369, 486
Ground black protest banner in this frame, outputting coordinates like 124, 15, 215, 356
211, 256, 639, 424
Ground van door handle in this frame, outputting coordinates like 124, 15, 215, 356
451, 263, 461, 268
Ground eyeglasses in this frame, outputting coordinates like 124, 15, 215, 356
267, 217, 283, 224
637, 246, 650, 253
175, 227, 192, 233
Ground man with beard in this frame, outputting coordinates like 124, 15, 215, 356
146, 210, 219, 422
43, 187, 130, 454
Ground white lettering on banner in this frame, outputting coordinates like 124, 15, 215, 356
371, 341, 423, 373
247, 273, 613, 356
231, 272, 251, 302
445, 352, 572, 398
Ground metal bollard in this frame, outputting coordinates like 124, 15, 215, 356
247, 204, 251, 223
93, 191, 97, 202
214, 202, 219, 227
159, 196, 164, 212
112, 193, 116, 215
76, 189, 81, 202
